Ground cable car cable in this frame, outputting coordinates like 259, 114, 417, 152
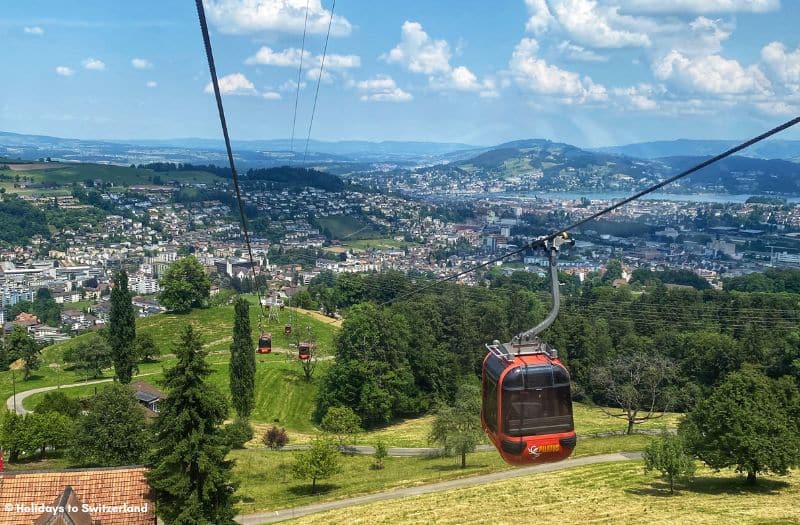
195, 0, 267, 328
290, 0, 311, 153
380, 115, 800, 308
303, 0, 336, 163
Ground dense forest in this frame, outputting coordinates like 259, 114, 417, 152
308, 269, 800, 428
0, 194, 50, 245
245, 166, 345, 192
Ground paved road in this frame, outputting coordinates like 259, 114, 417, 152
235, 452, 643, 525
5, 372, 158, 415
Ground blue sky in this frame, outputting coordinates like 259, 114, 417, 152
1, 0, 799, 147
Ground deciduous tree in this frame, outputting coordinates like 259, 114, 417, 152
643, 433, 695, 494
429, 383, 483, 468
292, 437, 342, 493
158, 256, 211, 313
69, 383, 149, 466
681, 367, 800, 485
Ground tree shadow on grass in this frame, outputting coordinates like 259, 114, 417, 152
287, 483, 339, 497
685, 476, 789, 495
629, 477, 790, 498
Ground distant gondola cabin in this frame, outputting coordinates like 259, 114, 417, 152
258, 332, 272, 354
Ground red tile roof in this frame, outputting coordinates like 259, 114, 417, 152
0, 466, 155, 525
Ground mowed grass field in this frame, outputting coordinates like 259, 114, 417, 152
20, 353, 327, 430
231, 434, 654, 514
284, 461, 800, 525
0, 302, 336, 418
316, 215, 382, 240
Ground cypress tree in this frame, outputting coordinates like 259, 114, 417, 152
229, 298, 256, 419
109, 270, 137, 384
147, 325, 237, 524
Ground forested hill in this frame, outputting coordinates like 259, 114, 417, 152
244, 166, 346, 192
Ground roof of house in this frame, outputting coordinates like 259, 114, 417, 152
33, 485, 93, 525
129, 381, 165, 401
0, 466, 154, 525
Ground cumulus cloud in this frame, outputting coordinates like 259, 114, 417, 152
204, 72, 257, 95
509, 38, 607, 103
653, 50, 772, 95
24, 26, 44, 35
612, 83, 661, 110
384, 21, 452, 75
525, 0, 556, 35
55, 66, 74, 76
82, 58, 106, 70
262, 91, 282, 100
550, 0, 651, 48
132, 58, 153, 69
205, 0, 352, 36
383, 21, 494, 95
618, 0, 780, 14
146, 81, 158, 88
245, 46, 360, 76
354, 75, 413, 102
761, 41, 800, 92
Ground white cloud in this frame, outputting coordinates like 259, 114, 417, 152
262, 91, 281, 100
146, 81, 158, 88
355, 75, 413, 102
384, 21, 452, 75
755, 100, 799, 115
612, 83, 660, 110
509, 38, 607, 103
245, 46, 360, 72
619, 0, 780, 14
525, 0, 556, 35
132, 58, 153, 69
654, 50, 772, 95
551, 0, 651, 48
55, 66, 74, 76
24, 26, 44, 35
383, 21, 495, 95
279, 79, 306, 92
82, 58, 106, 70
205, 72, 257, 95
205, 0, 352, 36
557, 41, 608, 61
761, 41, 800, 92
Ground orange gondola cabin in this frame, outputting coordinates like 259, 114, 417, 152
257, 332, 272, 354
298, 342, 312, 360
481, 340, 575, 465
481, 235, 576, 466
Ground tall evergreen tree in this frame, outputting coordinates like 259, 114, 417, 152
229, 298, 255, 419
109, 270, 137, 384
147, 326, 237, 525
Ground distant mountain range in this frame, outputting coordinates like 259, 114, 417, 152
3, 130, 800, 194
597, 139, 800, 162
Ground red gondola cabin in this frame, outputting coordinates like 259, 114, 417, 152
257, 332, 272, 354
481, 341, 576, 465
298, 342, 311, 360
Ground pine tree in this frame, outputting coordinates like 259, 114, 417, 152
109, 270, 137, 384
147, 325, 237, 524
229, 298, 255, 419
